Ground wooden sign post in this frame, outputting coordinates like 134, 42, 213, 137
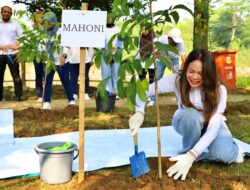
78, 3, 88, 184
60, 4, 106, 184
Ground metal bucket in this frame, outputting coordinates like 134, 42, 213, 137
34, 141, 78, 184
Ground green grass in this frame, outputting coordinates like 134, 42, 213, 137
236, 77, 250, 88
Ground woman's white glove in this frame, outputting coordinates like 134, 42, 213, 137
129, 112, 144, 136
166, 152, 196, 180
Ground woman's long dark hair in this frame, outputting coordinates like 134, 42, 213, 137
178, 49, 220, 122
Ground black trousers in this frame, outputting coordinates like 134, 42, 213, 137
139, 68, 155, 84
0, 54, 23, 100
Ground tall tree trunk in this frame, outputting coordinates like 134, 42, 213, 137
229, 9, 237, 49
193, 0, 209, 49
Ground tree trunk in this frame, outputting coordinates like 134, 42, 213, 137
193, 0, 209, 49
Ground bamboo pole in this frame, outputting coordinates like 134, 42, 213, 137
149, 0, 162, 178
78, 2, 88, 184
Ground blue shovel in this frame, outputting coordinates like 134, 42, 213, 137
129, 134, 150, 178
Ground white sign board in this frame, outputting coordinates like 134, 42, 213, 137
61, 10, 107, 48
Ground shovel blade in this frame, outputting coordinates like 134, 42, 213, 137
129, 151, 150, 178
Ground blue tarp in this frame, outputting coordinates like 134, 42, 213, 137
0, 126, 249, 179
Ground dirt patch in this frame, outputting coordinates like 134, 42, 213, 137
80, 158, 250, 190
225, 100, 250, 115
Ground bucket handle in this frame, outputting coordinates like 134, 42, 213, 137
73, 149, 79, 160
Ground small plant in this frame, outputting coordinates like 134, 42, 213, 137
94, 0, 193, 109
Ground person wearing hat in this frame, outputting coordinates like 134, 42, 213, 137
148, 28, 187, 106
42, 12, 75, 110
0, 1, 24, 101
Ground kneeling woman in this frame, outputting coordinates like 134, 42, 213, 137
129, 49, 244, 180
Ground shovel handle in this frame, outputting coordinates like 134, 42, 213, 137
133, 134, 138, 154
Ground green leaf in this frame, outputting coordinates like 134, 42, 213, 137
118, 64, 126, 80
127, 95, 134, 111
173, 4, 194, 17
120, 20, 131, 34
141, 79, 149, 90
154, 41, 179, 55
121, 0, 130, 15
103, 49, 112, 65
134, 37, 139, 48
127, 22, 137, 35
30, 51, 36, 62
136, 80, 146, 102
124, 58, 134, 75
170, 11, 179, 24
127, 76, 136, 108
117, 79, 126, 98
114, 48, 123, 63
158, 55, 172, 71
41, 51, 48, 63
112, 0, 120, 12
94, 51, 103, 69
133, 59, 143, 75
145, 58, 154, 71
123, 35, 130, 52
97, 77, 110, 101
107, 34, 117, 49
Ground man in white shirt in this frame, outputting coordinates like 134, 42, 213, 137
0, 1, 24, 101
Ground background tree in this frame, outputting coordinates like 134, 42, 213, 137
193, 0, 209, 49
12, 0, 114, 20
209, 0, 250, 49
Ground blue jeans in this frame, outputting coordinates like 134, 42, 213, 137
69, 62, 91, 94
150, 58, 179, 102
33, 60, 45, 98
101, 58, 119, 94
172, 108, 239, 164
43, 62, 74, 102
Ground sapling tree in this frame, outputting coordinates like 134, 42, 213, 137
94, 0, 192, 178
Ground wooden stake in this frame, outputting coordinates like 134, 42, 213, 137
149, 0, 162, 179
78, 2, 88, 184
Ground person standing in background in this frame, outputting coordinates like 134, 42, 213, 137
149, 28, 186, 106
137, 24, 155, 85
0, 1, 24, 101
69, 47, 94, 101
32, 10, 46, 103
101, 15, 122, 96
42, 12, 75, 110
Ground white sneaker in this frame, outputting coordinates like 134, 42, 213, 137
236, 146, 244, 163
85, 94, 91, 101
116, 95, 119, 100
147, 97, 151, 102
37, 97, 43, 103
147, 100, 155, 107
73, 94, 78, 101
68, 100, 76, 105
43, 102, 51, 110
